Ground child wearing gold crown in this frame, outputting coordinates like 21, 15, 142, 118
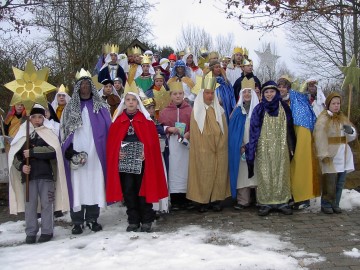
314, 92, 357, 214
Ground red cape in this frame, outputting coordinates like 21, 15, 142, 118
106, 111, 168, 203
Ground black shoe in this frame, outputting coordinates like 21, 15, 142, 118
126, 224, 140, 232
25, 235, 36, 244
54, 211, 64, 218
212, 204, 223, 212
258, 206, 271, 216
321, 207, 334, 214
171, 204, 181, 211
38, 234, 53, 243
332, 207, 342, 214
198, 204, 208, 213
186, 202, 196, 210
72, 224, 83, 235
233, 203, 248, 210
279, 205, 293, 215
141, 223, 152, 233
87, 221, 102, 232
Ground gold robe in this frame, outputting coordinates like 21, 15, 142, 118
256, 106, 291, 205
187, 107, 230, 203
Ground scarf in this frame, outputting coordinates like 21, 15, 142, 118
60, 77, 109, 143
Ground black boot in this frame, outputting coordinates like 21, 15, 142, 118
38, 234, 53, 243
141, 223, 152, 233
87, 221, 102, 232
72, 224, 83, 235
126, 224, 140, 232
25, 235, 36, 244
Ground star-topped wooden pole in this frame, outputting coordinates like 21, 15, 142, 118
339, 55, 360, 119
4, 59, 56, 202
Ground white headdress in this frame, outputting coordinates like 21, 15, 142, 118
112, 92, 151, 122
193, 89, 224, 134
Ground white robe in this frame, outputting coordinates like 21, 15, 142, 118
226, 66, 242, 86
71, 106, 106, 212
168, 134, 190, 193
237, 116, 258, 189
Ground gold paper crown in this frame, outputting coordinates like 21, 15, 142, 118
104, 43, 120, 54
201, 77, 217, 91
132, 46, 142, 55
179, 51, 185, 56
124, 81, 139, 95
141, 55, 152, 65
154, 70, 165, 80
58, 84, 69, 94
279, 74, 292, 83
200, 47, 208, 54
127, 47, 133, 55
243, 47, 249, 56
75, 68, 92, 80
241, 77, 256, 89
233, 47, 244, 54
142, 97, 156, 107
168, 82, 183, 92
242, 59, 253, 66
209, 51, 219, 59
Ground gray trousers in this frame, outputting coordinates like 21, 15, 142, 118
24, 179, 55, 236
237, 187, 256, 206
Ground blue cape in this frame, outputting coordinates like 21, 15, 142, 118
215, 76, 236, 124
228, 106, 246, 198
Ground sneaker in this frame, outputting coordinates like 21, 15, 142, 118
258, 206, 271, 216
332, 207, 342, 214
25, 235, 36, 244
321, 207, 334, 214
38, 234, 53, 243
126, 224, 140, 232
279, 205, 293, 215
72, 224, 83, 235
140, 223, 152, 233
233, 203, 248, 210
87, 221, 102, 232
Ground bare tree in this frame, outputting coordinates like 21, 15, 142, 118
288, 11, 355, 80
214, 33, 235, 57
176, 25, 213, 56
0, 0, 47, 33
33, 0, 153, 85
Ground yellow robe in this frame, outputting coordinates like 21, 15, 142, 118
290, 126, 321, 202
187, 107, 230, 203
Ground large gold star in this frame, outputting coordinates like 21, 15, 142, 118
153, 86, 171, 112
339, 55, 360, 93
4, 60, 56, 114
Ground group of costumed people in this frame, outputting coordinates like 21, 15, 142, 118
4, 44, 357, 245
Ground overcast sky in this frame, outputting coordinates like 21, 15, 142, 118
147, 0, 294, 70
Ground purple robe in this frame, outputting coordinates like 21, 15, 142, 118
61, 99, 111, 207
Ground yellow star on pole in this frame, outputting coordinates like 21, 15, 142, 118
4, 60, 56, 115
339, 55, 360, 93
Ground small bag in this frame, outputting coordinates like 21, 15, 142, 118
70, 151, 88, 170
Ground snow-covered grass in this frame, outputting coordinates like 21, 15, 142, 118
2, 188, 360, 270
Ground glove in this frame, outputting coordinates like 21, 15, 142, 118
322, 157, 333, 165
343, 124, 353, 134
65, 143, 79, 160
